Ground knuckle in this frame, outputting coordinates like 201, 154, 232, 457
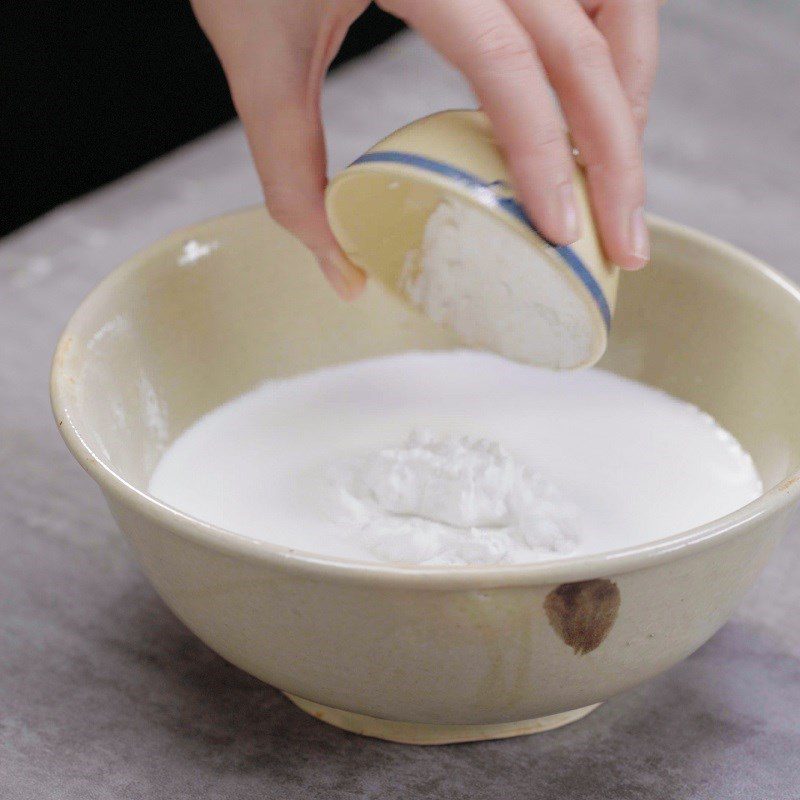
516, 142, 570, 187
470, 23, 535, 77
526, 124, 567, 156
232, 70, 296, 119
263, 187, 303, 228
586, 153, 642, 189
562, 29, 612, 72
581, 128, 642, 176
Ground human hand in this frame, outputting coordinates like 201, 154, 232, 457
192, 0, 659, 299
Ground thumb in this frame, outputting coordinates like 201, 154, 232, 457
237, 90, 365, 299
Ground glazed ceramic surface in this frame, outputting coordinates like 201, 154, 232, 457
52, 207, 800, 735
326, 110, 617, 368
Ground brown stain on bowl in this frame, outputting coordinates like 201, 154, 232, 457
544, 579, 621, 655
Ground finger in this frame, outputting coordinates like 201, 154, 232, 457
507, 0, 648, 268
588, 0, 659, 136
237, 88, 365, 299
201, 15, 366, 300
381, 0, 579, 245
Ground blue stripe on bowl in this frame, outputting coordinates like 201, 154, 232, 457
351, 150, 611, 331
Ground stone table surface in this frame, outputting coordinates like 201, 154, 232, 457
2, 1, 800, 797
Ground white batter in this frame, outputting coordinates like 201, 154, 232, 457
148, 350, 762, 565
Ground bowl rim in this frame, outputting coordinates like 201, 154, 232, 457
51, 208, 800, 588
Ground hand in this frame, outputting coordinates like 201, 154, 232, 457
192, 0, 659, 299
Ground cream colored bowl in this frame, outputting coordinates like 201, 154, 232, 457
52, 208, 800, 744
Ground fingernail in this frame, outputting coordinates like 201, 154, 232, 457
629, 206, 650, 266
319, 255, 350, 298
320, 251, 365, 300
559, 182, 580, 244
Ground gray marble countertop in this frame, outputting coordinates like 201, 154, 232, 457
2, 1, 799, 797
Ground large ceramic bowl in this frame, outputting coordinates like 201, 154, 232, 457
52, 208, 800, 744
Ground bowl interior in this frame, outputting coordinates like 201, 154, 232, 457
54, 208, 800, 521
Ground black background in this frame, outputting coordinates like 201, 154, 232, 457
1, 3, 403, 237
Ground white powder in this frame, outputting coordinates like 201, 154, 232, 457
148, 351, 764, 567
177, 239, 219, 266
328, 428, 579, 565
403, 198, 597, 369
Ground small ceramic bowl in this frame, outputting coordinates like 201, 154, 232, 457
326, 110, 617, 369
52, 208, 800, 744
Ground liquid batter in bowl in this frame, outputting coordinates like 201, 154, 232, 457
148, 350, 762, 565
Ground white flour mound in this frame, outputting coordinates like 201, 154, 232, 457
148, 350, 763, 567
403, 197, 596, 369
329, 428, 580, 565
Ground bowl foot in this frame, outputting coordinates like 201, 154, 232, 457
284, 694, 601, 744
